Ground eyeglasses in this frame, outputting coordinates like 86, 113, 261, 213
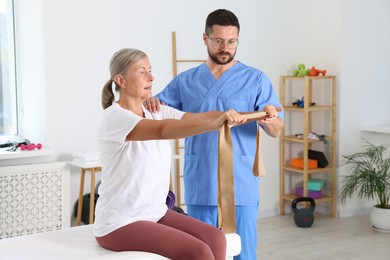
207, 36, 239, 50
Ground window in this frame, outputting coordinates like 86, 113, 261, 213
0, 0, 17, 138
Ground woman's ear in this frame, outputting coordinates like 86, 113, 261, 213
114, 74, 126, 89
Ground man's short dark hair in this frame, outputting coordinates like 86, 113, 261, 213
205, 9, 240, 35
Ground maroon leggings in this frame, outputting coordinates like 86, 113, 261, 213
95, 209, 226, 260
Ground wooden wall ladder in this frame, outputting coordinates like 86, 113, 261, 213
171, 31, 205, 208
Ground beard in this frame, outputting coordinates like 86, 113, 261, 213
207, 48, 236, 65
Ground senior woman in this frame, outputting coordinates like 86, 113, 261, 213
94, 48, 247, 260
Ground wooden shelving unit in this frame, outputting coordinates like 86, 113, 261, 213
279, 75, 337, 217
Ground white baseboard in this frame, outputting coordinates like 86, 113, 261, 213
258, 208, 279, 218
337, 206, 372, 218
258, 205, 372, 219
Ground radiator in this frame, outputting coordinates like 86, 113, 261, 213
0, 162, 70, 239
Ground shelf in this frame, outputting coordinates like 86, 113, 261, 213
280, 75, 335, 80
282, 193, 333, 203
284, 105, 334, 111
361, 124, 390, 134
282, 135, 332, 143
282, 165, 334, 174
0, 148, 54, 160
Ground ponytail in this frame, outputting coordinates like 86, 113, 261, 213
101, 79, 115, 109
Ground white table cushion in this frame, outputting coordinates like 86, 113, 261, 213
0, 225, 241, 259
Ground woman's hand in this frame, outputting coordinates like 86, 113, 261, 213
223, 109, 247, 128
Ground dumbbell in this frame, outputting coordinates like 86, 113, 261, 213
292, 197, 315, 228
309, 66, 327, 76
0, 139, 30, 152
0, 141, 17, 151
20, 143, 42, 151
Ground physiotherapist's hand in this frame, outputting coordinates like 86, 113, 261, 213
143, 97, 164, 113
258, 105, 282, 125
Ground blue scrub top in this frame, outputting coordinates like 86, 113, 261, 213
157, 62, 284, 206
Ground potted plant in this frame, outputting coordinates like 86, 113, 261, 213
338, 140, 390, 232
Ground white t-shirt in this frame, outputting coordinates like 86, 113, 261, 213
94, 102, 185, 237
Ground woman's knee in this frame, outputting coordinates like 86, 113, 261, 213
208, 228, 227, 258
179, 241, 214, 260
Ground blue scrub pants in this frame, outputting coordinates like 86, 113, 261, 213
187, 205, 258, 260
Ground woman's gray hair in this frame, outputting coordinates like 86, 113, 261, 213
101, 48, 147, 109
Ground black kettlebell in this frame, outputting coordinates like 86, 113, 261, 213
292, 197, 315, 228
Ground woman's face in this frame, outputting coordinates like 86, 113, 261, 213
119, 57, 154, 100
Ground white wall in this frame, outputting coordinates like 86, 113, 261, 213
4, 0, 389, 220
338, 0, 390, 216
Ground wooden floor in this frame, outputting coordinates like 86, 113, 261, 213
257, 213, 390, 259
